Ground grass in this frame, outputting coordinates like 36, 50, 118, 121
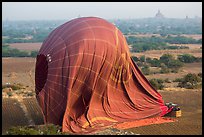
2, 83, 25, 90
5, 124, 69, 135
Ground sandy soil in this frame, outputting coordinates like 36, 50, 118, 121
8, 43, 42, 51
169, 44, 202, 49
125, 34, 161, 38
126, 89, 202, 135
131, 48, 202, 59
2, 58, 36, 90
180, 34, 202, 40
125, 34, 202, 40
146, 62, 202, 80
2, 58, 202, 90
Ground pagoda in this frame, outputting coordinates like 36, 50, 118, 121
155, 10, 165, 18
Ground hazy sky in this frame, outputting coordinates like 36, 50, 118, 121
2, 2, 202, 21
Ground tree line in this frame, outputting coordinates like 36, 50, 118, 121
132, 53, 202, 75
2, 45, 38, 57
126, 35, 202, 45
149, 73, 202, 90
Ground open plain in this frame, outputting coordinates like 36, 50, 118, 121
2, 39, 202, 135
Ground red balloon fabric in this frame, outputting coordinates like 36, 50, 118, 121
35, 17, 169, 134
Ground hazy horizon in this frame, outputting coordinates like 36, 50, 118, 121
2, 2, 202, 21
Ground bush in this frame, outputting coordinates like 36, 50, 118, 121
136, 62, 145, 67
146, 57, 152, 63
177, 73, 202, 89
173, 78, 183, 82
27, 92, 34, 96
160, 63, 170, 74
148, 58, 161, 67
6, 124, 67, 135
194, 57, 202, 62
2, 44, 39, 57
178, 54, 202, 63
177, 54, 196, 63
141, 65, 151, 75
2, 48, 29, 57
197, 72, 202, 78
10, 85, 23, 90
7, 91, 13, 97
132, 56, 139, 62
170, 68, 179, 73
30, 51, 38, 57
149, 78, 164, 90
167, 60, 184, 70
2, 83, 24, 90
140, 55, 146, 62
178, 46, 189, 49
158, 54, 183, 73
164, 78, 171, 83
160, 54, 174, 65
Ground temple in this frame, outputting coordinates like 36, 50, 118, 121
155, 10, 165, 18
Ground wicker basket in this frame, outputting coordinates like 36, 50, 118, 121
168, 110, 182, 117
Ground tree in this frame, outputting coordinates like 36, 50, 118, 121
197, 72, 202, 78
146, 57, 152, 63
160, 63, 170, 73
148, 58, 161, 67
177, 54, 196, 63
160, 54, 174, 66
132, 56, 139, 62
149, 78, 164, 90
30, 51, 38, 57
168, 60, 184, 70
140, 55, 146, 62
141, 65, 150, 75
178, 73, 202, 89
160, 54, 183, 73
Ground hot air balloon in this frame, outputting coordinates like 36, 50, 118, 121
35, 17, 170, 134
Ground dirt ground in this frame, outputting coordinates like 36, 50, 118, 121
146, 62, 202, 81
179, 34, 202, 40
2, 89, 202, 135
2, 58, 202, 88
126, 89, 202, 135
2, 56, 202, 135
2, 58, 36, 90
125, 34, 202, 40
8, 43, 42, 51
2, 38, 202, 135
131, 48, 202, 59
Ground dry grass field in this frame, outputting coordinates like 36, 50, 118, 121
127, 89, 202, 135
9, 43, 42, 51
180, 34, 202, 40
146, 62, 202, 80
2, 40, 202, 135
125, 34, 161, 38
127, 34, 202, 59
2, 89, 202, 135
2, 58, 36, 90
125, 34, 202, 40
131, 47, 202, 59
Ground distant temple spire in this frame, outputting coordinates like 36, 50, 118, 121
155, 10, 165, 18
